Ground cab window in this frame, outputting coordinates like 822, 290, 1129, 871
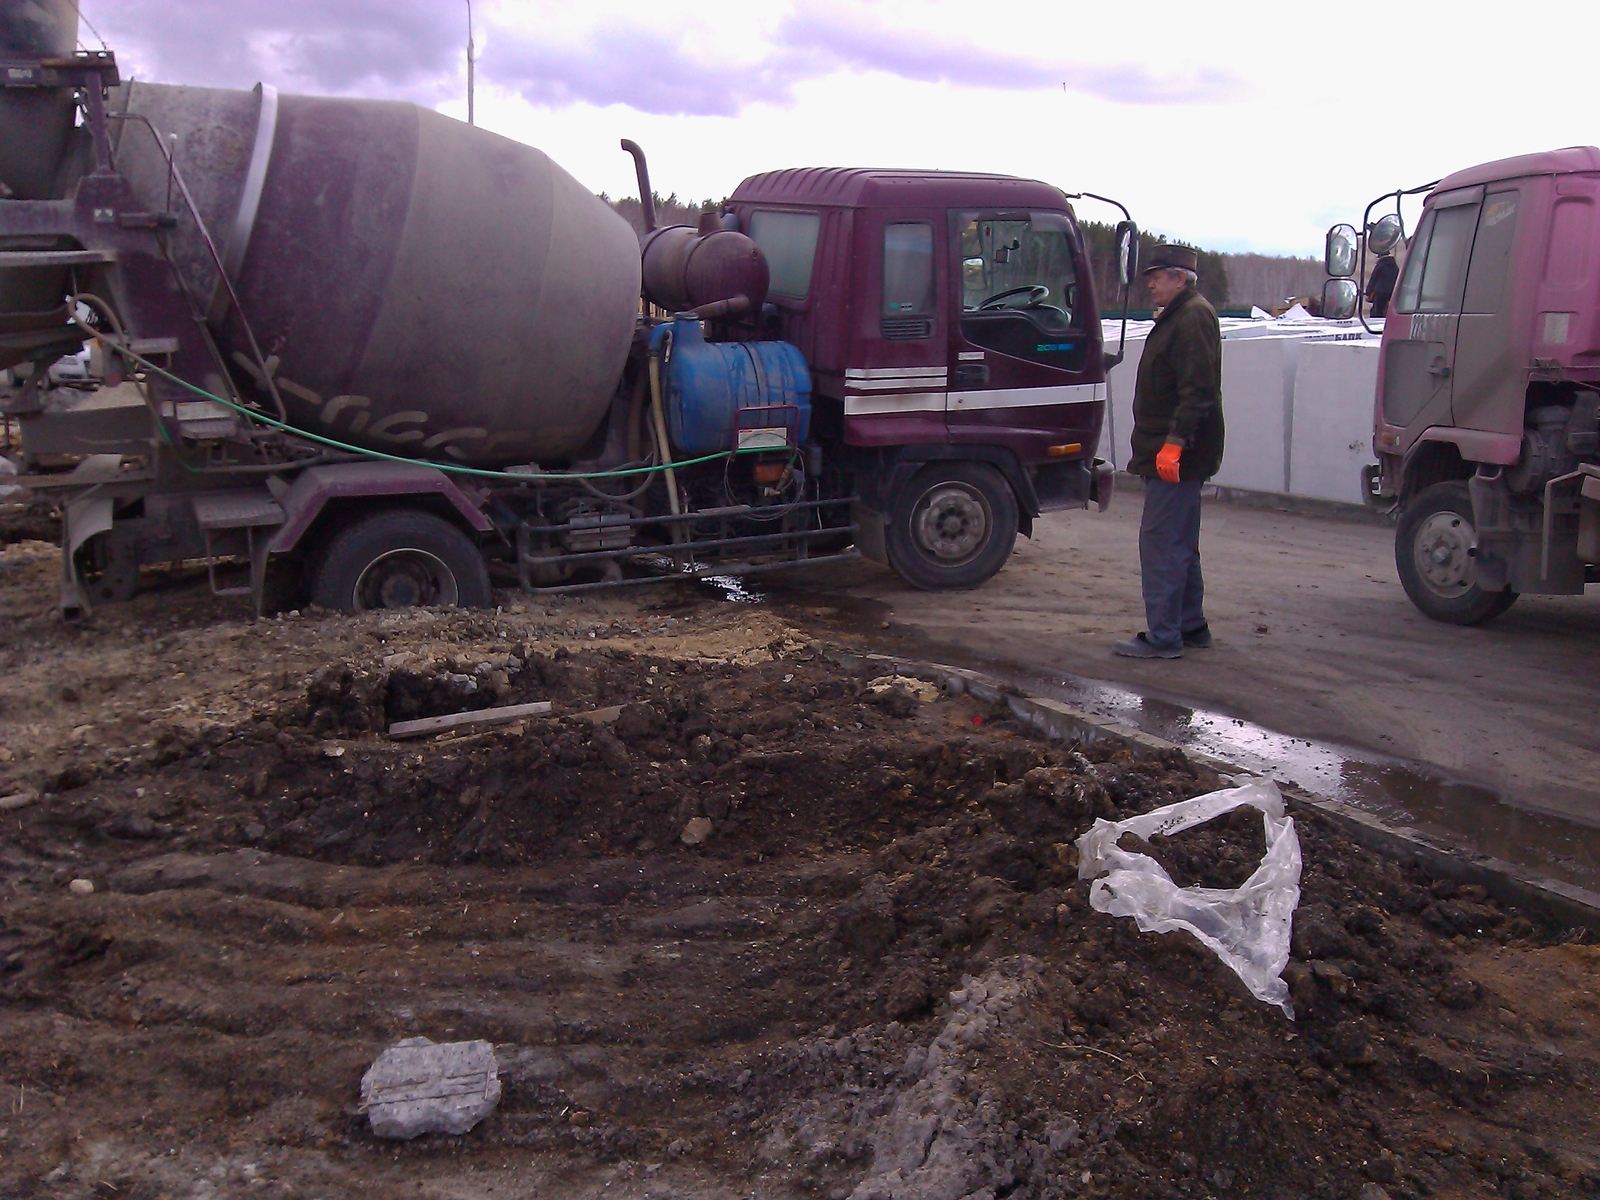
957, 210, 1083, 368
1395, 202, 1479, 314
882, 221, 934, 339
748, 209, 820, 300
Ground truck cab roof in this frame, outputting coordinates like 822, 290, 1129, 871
1436, 145, 1600, 192
730, 167, 1075, 211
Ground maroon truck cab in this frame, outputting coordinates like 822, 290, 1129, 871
1331, 147, 1600, 625
728, 169, 1112, 587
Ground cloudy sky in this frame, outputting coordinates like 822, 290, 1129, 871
86, 0, 1599, 256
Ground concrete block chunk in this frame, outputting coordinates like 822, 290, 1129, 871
359, 1037, 501, 1139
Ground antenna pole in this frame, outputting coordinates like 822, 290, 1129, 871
465, 0, 476, 126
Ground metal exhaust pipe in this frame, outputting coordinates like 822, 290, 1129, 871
619, 139, 655, 233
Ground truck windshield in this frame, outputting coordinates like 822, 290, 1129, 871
958, 212, 1078, 332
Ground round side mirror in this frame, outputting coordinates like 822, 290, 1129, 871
1322, 277, 1359, 321
1325, 224, 1358, 278
1367, 213, 1403, 255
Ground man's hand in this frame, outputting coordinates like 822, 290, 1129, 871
1156, 442, 1182, 483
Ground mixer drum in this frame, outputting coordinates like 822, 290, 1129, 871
114, 83, 641, 466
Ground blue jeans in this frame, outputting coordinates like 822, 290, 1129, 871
1139, 478, 1205, 651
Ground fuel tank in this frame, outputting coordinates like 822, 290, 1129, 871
111, 82, 641, 466
641, 212, 769, 315
650, 316, 809, 456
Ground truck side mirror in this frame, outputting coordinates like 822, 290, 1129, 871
1114, 220, 1139, 286
1322, 277, 1359, 320
1367, 213, 1403, 255
1325, 224, 1358, 278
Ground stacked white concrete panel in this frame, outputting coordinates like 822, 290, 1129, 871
1288, 340, 1383, 504
1213, 336, 1296, 494
1099, 316, 1381, 506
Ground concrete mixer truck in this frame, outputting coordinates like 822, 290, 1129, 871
0, 2, 1130, 617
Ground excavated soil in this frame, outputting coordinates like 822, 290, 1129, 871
0, 537, 1598, 1200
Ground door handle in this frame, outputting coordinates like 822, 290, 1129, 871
1428, 357, 1452, 379
952, 363, 989, 387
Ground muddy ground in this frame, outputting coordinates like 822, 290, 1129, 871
1, 516, 1599, 1200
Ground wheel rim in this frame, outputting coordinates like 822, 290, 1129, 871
352, 548, 460, 610
1411, 510, 1476, 598
910, 481, 992, 566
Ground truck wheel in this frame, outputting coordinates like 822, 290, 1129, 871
309, 510, 491, 611
886, 462, 1018, 590
1395, 481, 1518, 625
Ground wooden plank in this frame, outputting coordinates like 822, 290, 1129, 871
388, 700, 553, 740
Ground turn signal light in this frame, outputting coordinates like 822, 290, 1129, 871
752, 461, 787, 483
1046, 443, 1082, 457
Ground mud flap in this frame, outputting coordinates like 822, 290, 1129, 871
851, 502, 888, 565
60, 493, 114, 621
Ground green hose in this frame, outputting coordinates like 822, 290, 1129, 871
99, 336, 760, 483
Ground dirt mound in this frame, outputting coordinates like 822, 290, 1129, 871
1, 629, 1597, 1198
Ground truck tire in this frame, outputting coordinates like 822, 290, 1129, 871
886, 461, 1018, 590
1395, 481, 1518, 625
309, 509, 491, 611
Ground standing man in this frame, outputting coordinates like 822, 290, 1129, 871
1114, 244, 1225, 659
1366, 250, 1399, 318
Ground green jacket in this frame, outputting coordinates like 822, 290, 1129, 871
1129, 287, 1225, 481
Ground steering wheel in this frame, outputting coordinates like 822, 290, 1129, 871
978, 285, 1049, 310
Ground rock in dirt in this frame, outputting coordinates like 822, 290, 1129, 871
680, 816, 713, 845
359, 1037, 501, 1140
68, 878, 94, 896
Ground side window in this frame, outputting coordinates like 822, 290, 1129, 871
1462, 191, 1519, 314
747, 209, 820, 300
1400, 203, 1479, 314
1393, 209, 1433, 313
882, 222, 934, 340
955, 210, 1085, 370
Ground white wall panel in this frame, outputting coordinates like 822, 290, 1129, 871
1289, 340, 1382, 504
1213, 337, 1296, 493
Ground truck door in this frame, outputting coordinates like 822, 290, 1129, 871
947, 210, 1102, 452
1383, 186, 1482, 435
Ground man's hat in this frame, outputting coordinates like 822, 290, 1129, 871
1142, 243, 1198, 274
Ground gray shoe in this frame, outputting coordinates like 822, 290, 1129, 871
1113, 632, 1182, 659
1182, 623, 1213, 649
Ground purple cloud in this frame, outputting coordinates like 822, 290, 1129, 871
82, 0, 463, 99
76, 4, 1244, 114
777, 15, 1243, 106
496, 15, 1244, 116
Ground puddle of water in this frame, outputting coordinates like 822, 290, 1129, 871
696, 575, 768, 604
1005, 666, 1600, 894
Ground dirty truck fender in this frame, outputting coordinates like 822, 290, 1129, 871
268, 462, 494, 556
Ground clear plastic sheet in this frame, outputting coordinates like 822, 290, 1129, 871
1075, 778, 1302, 1017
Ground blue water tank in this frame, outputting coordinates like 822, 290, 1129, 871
649, 317, 810, 456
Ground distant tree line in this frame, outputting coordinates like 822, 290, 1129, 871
1081, 222, 1231, 311
603, 192, 723, 237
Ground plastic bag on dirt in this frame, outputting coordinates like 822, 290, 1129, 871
1075, 777, 1302, 1018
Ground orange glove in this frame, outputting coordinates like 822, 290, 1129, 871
1156, 442, 1183, 483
